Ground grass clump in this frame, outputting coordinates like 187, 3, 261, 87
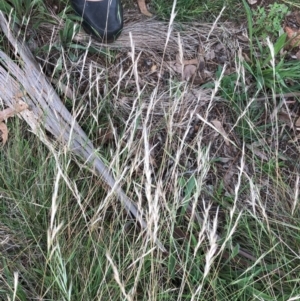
1, 0, 300, 300
152, 0, 244, 22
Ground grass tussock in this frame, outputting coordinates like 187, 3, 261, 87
1, 0, 300, 300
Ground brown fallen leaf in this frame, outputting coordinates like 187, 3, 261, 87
175, 54, 199, 66
0, 101, 29, 122
168, 61, 182, 74
0, 108, 16, 121
0, 100, 29, 145
167, 59, 198, 81
205, 49, 216, 61
183, 65, 197, 80
137, 0, 152, 17
237, 35, 249, 42
278, 111, 294, 128
168, 56, 199, 67
183, 58, 199, 65
211, 119, 230, 146
285, 26, 300, 47
284, 13, 300, 48
246, 144, 268, 161
151, 64, 157, 72
0, 122, 8, 145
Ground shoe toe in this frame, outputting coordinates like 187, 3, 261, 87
71, 0, 123, 41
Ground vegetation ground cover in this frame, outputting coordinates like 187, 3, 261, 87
0, 0, 300, 300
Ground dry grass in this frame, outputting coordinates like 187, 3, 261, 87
1, 2, 300, 300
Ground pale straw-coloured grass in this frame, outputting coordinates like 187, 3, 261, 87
0, 2, 300, 300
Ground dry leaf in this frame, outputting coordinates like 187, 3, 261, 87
168, 58, 198, 81
284, 25, 300, 47
169, 57, 199, 68
175, 54, 199, 65
237, 35, 249, 42
151, 64, 157, 72
246, 144, 268, 161
205, 50, 216, 61
181, 58, 199, 65
0, 101, 29, 122
183, 65, 197, 80
211, 119, 230, 146
243, 52, 251, 63
0, 122, 8, 145
0, 101, 29, 145
168, 61, 183, 74
0, 107, 16, 121
278, 111, 293, 128
137, 0, 152, 17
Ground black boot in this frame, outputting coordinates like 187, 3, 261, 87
71, 0, 123, 42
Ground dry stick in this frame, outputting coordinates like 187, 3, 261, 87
0, 12, 166, 252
